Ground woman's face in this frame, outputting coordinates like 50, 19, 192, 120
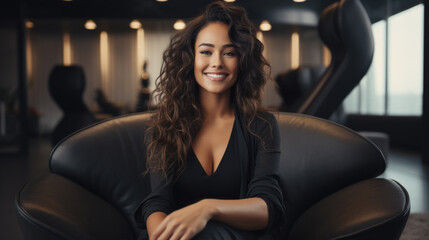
194, 22, 238, 96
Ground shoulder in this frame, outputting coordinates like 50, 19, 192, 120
250, 111, 279, 133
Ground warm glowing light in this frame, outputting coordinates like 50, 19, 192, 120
256, 31, 264, 43
224, 0, 236, 2
291, 32, 300, 69
259, 20, 272, 31
293, 0, 306, 2
26, 33, 33, 80
323, 45, 331, 67
85, 20, 97, 30
156, 0, 168, 2
25, 20, 34, 29
100, 31, 109, 94
130, 20, 142, 29
63, 32, 72, 66
173, 20, 186, 30
137, 28, 145, 77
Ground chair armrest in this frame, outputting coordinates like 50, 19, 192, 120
288, 178, 410, 240
16, 174, 135, 240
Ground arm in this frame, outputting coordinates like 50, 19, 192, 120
134, 170, 175, 237
150, 197, 268, 240
209, 197, 268, 230
147, 212, 167, 238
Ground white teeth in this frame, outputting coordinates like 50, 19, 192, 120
206, 73, 226, 79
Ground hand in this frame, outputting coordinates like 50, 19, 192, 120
151, 200, 215, 240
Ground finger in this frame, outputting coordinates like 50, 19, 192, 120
169, 225, 185, 240
157, 223, 175, 240
180, 229, 195, 240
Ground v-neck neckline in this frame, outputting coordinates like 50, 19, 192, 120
191, 118, 236, 177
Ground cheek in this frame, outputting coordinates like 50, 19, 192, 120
194, 56, 205, 73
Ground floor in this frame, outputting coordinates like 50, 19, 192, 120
1, 137, 428, 240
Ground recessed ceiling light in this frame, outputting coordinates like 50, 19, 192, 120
293, 0, 306, 2
84, 20, 97, 30
173, 19, 186, 30
156, 0, 168, 2
259, 20, 272, 31
25, 20, 34, 29
130, 20, 142, 29
224, 0, 236, 2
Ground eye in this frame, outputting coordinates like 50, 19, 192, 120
199, 50, 211, 55
224, 51, 236, 57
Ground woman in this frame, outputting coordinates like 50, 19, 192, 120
135, 2, 285, 239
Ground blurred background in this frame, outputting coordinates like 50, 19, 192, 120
0, 0, 424, 145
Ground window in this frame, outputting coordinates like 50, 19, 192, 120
344, 3, 424, 116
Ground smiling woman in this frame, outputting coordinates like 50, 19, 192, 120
194, 22, 238, 96
134, 1, 285, 240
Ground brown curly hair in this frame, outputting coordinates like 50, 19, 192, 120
146, 1, 270, 180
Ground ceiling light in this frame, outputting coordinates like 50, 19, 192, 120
224, 0, 236, 2
25, 20, 34, 29
173, 19, 186, 30
129, 20, 142, 29
85, 20, 97, 30
259, 20, 272, 31
156, 0, 168, 2
293, 0, 306, 2
63, 0, 73, 2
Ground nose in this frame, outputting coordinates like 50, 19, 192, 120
211, 52, 223, 69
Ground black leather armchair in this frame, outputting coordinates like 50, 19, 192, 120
15, 112, 409, 239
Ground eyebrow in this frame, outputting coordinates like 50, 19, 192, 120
198, 43, 236, 48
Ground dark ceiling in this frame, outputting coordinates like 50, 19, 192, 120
2, 0, 423, 26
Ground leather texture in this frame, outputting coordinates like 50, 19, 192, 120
16, 112, 410, 240
297, 0, 374, 118
16, 174, 134, 240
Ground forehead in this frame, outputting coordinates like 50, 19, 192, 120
195, 22, 232, 46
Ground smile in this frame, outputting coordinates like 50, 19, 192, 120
204, 73, 228, 81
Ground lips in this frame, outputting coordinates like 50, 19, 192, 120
204, 73, 228, 81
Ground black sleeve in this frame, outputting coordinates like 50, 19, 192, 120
246, 112, 286, 232
134, 171, 175, 229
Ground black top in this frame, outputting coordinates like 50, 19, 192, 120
174, 120, 241, 209
135, 110, 285, 233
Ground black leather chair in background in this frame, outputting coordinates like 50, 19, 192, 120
276, 66, 326, 114
15, 112, 410, 240
48, 65, 97, 146
276, 0, 391, 160
293, 0, 374, 119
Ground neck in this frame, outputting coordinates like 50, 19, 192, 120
199, 89, 234, 120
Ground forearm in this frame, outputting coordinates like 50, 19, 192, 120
146, 212, 167, 238
205, 197, 269, 231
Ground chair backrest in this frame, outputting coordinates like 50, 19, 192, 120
275, 66, 326, 112
49, 112, 385, 237
297, 0, 374, 118
49, 113, 152, 237
49, 65, 90, 113
276, 113, 385, 234
48, 65, 96, 146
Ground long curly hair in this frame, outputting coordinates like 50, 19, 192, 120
146, 1, 270, 180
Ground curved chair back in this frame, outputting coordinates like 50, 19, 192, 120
298, 0, 374, 118
276, 113, 385, 234
48, 65, 96, 146
49, 113, 151, 237
48, 112, 385, 237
